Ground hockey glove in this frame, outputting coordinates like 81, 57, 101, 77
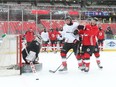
73, 30, 78, 35
79, 36, 82, 42
47, 40, 49, 43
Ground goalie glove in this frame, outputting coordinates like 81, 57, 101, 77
26, 51, 36, 62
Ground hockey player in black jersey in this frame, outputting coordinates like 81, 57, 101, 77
22, 35, 42, 64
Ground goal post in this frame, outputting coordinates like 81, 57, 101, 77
0, 34, 22, 76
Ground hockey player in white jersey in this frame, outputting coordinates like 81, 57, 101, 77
59, 16, 80, 71
41, 29, 49, 52
57, 28, 64, 49
22, 35, 42, 64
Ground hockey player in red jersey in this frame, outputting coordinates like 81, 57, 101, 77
48, 29, 61, 52
78, 20, 95, 72
58, 16, 80, 71
91, 18, 103, 70
97, 27, 105, 51
77, 18, 103, 72
24, 28, 35, 46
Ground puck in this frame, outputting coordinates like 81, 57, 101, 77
36, 78, 39, 80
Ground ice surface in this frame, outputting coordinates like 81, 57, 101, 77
0, 51, 116, 87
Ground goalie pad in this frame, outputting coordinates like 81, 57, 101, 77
26, 51, 36, 62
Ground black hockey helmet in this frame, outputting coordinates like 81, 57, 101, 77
44, 28, 46, 32
65, 16, 72, 21
65, 16, 73, 25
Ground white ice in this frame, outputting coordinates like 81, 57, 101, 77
0, 51, 116, 87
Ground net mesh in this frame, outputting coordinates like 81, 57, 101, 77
0, 34, 21, 76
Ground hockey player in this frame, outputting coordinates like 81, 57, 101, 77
77, 19, 96, 72
97, 27, 105, 51
22, 35, 42, 64
24, 28, 35, 46
91, 19, 103, 70
59, 16, 80, 71
78, 18, 103, 72
41, 29, 49, 52
57, 28, 65, 48
76, 24, 85, 71
48, 29, 61, 52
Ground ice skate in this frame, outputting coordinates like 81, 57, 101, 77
78, 65, 85, 71
97, 63, 103, 69
54, 50, 57, 54
84, 67, 89, 72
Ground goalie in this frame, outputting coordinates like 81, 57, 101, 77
22, 35, 42, 64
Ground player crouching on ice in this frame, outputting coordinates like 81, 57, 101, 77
22, 34, 42, 64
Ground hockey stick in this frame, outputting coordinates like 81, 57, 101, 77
25, 48, 39, 80
49, 51, 73, 73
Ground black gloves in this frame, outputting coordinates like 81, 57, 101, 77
73, 30, 78, 35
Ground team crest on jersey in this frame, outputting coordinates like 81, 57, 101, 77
87, 48, 90, 52
52, 34, 55, 37
99, 32, 102, 36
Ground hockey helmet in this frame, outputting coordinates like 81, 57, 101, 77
93, 17, 98, 22
91, 17, 98, 25
65, 16, 72, 21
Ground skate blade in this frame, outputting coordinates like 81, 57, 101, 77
58, 70, 68, 74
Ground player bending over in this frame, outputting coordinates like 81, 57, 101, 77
22, 35, 42, 64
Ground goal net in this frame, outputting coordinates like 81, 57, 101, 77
0, 34, 22, 76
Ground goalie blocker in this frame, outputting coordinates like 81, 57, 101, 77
22, 35, 41, 64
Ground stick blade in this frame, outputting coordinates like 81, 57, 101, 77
49, 70, 56, 73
